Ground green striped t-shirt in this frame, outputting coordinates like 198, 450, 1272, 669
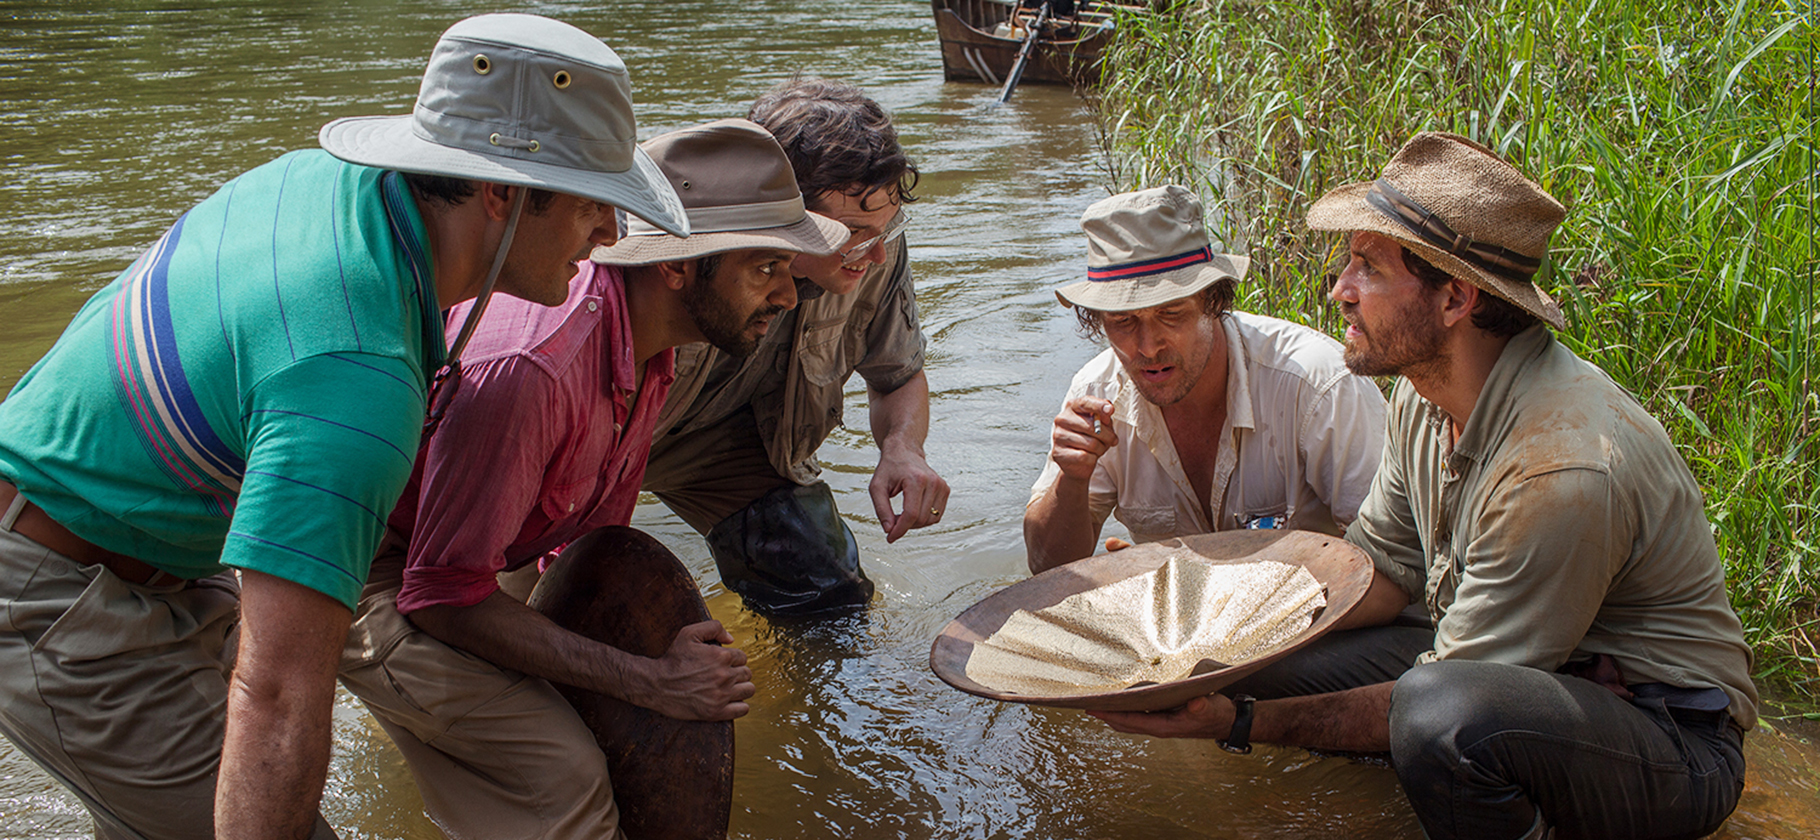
0, 149, 445, 610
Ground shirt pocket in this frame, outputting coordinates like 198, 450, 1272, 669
1115, 504, 1178, 544
798, 316, 856, 389
539, 477, 598, 523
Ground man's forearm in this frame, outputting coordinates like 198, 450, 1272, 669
410, 590, 644, 699
868, 370, 930, 456
1023, 479, 1099, 573
215, 571, 351, 840
1252, 682, 1395, 753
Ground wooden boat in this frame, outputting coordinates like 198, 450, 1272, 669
932, 0, 1128, 88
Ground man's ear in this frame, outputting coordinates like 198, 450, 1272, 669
478, 182, 517, 221
1439, 277, 1479, 329
657, 259, 694, 291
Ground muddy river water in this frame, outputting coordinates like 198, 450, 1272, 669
1, 1, 1815, 837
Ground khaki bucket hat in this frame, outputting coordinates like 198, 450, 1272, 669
1056, 185, 1249, 312
1307, 132, 1566, 329
590, 119, 849, 266
319, 13, 688, 237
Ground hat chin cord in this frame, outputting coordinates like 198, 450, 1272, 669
445, 186, 528, 365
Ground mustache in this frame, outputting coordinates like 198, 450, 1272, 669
748, 304, 786, 325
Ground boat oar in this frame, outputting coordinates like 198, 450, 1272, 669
994, 1, 1052, 105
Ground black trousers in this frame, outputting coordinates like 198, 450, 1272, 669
1226, 628, 1746, 840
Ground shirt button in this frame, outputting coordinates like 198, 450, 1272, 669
614, 422, 622, 432
587, 301, 599, 312
568, 502, 576, 512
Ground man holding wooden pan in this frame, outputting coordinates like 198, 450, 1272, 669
1024, 185, 1387, 573
335, 119, 848, 840
1091, 133, 1757, 840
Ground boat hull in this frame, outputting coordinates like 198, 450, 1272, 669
933, 0, 1112, 87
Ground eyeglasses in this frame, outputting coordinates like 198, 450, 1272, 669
838, 210, 911, 263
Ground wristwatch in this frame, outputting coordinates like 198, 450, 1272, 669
1218, 694, 1256, 754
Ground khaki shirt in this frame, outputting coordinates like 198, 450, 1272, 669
1347, 326, 1758, 728
1030, 311, 1388, 541
650, 239, 926, 484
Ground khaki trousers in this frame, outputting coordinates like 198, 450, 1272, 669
337, 555, 624, 840
0, 527, 338, 840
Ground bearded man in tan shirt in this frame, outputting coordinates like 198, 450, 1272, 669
1091, 133, 1757, 840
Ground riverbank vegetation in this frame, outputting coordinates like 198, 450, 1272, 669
1092, 0, 1817, 704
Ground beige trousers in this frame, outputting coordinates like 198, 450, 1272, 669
0, 527, 338, 840
337, 555, 624, 840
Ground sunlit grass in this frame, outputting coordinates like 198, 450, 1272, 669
1094, 0, 1818, 702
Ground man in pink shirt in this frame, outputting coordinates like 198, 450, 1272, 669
336, 119, 848, 839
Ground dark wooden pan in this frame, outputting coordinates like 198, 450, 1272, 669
930, 530, 1374, 712
527, 526, 734, 840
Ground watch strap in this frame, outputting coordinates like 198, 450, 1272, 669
1218, 693, 1256, 754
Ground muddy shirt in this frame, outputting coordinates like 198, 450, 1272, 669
1029, 311, 1387, 541
0, 151, 441, 610
1347, 325, 1758, 728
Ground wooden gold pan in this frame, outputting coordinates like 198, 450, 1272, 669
930, 530, 1374, 712
528, 526, 734, 840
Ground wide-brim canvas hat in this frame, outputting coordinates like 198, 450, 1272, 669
1056, 185, 1249, 312
319, 13, 688, 237
1307, 131, 1566, 329
589, 118, 849, 265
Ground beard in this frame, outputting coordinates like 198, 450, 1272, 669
1117, 340, 1215, 407
682, 271, 783, 358
1342, 297, 1449, 379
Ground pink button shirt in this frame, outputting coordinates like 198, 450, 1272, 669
391, 261, 675, 614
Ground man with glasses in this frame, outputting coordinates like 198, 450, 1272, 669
643, 79, 946, 614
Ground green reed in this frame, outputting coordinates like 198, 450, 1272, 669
1093, 0, 1818, 702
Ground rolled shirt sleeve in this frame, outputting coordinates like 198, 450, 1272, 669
854, 241, 926, 395
1344, 383, 1428, 605
1301, 373, 1388, 527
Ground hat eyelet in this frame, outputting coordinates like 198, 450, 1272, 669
552, 70, 572, 89
527, 140, 540, 153
472, 54, 491, 75
489, 132, 502, 146
680, 179, 691, 190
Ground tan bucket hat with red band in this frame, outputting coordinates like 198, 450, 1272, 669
1056, 185, 1249, 312
589, 119, 848, 266
1307, 132, 1567, 329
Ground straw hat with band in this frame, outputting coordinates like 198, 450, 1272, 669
590, 119, 848, 266
319, 13, 689, 377
1056, 185, 1249, 313
1306, 131, 1567, 329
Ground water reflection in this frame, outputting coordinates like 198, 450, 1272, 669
1, 1, 1816, 838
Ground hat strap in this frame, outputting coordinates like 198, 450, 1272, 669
1366, 180, 1540, 283
1087, 246, 1214, 282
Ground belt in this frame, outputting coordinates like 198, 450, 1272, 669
0, 479, 184, 587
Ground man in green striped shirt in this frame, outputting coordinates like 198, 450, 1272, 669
0, 15, 685, 839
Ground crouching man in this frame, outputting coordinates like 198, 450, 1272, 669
1091, 133, 1756, 840
336, 120, 848, 839
1025, 185, 1386, 574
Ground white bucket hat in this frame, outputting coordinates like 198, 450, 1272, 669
1056, 185, 1249, 312
318, 13, 688, 237
590, 119, 848, 266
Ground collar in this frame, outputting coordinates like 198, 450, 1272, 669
1449, 324, 1552, 464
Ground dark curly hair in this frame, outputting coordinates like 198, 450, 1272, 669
1400, 247, 1537, 338
748, 78, 919, 212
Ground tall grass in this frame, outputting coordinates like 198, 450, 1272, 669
1092, 0, 1818, 703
